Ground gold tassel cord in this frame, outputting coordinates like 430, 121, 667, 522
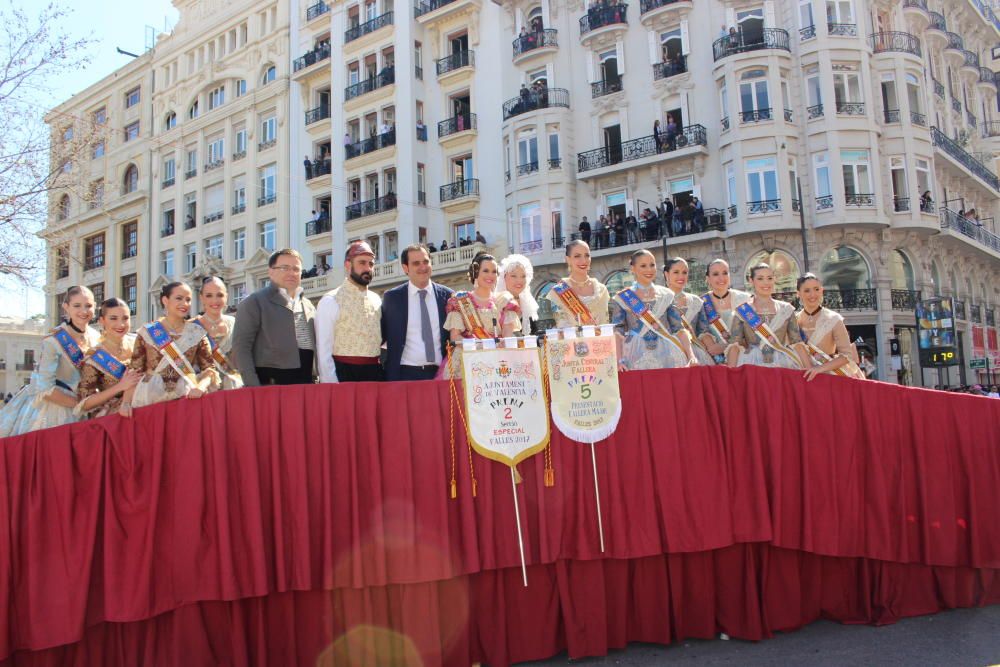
447, 344, 457, 499
448, 343, 478, 498
541, 338, 555, 488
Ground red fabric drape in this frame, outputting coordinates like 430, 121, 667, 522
0, 366, 998, 665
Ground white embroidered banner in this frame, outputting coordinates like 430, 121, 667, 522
545, 325, 622, 443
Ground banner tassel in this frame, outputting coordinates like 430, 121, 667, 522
511, 466, 528, 587
541, 341, 556, 488
446, 352, 478, 499
513, 465, 522, 484
447, 344, 458, 499
591, 442, 606, 553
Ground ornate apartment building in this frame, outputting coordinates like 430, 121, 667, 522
0, 317, 48, 396
44, 0, 1000, 386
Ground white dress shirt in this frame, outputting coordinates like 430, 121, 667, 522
314, 284, 382, 383
400, 281, 443, 367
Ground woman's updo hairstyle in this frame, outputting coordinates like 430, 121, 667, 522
796, 272, 821, 290
564, 239, 590, 256
629, 249, 654, 265
159, 281, 188, 310
200, 275, 227, 293
98, 297, 129, 319
663, 256, 688, 272
467, 252, 496, 284
748, 262, 772, 280
62, 285, 95, 304
705, 258, 729, 276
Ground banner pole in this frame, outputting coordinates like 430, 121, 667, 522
510, 466, 528, 586
590, 442, 605, 553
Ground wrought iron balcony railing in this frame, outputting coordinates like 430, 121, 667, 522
931, 126, 1000, 190
257, 193, 277, 206
773, 288, 878, 311
576, 124, 707, 173
204, 159, 224, 172
721, 116, 730, 131
306, 1, 329, 20
980, 67, 997, 86
836, 101, 865, 115
439, 178, 479, 202
952, 98, 962, 113
639, 0, 682, 13
962, 50, 980, 69
870, 31, 921, 56
579, 3, 628, 35
955, 299, 967, 320
945, 32, 964, 51
928, 11, 946, 31
940, 207, 1000, 252
162, 177, 175, 188
293, 44, 331, 72
345, 129, 396, 159
807, 104, 824, 119
747, 199, 781, 214
232, 203, 246, 215
346, 193, 397, 220
712, 28, 790, 61
933, 79, 945, 99
502, 87, 570, 121
911, 111, 927, 126
653, 56, 687, 80
845, 193, 875, 206
512, 29, 557, 57
800, 25, 816, 40
591, 77, 623, 98
893, 197, 910, 212
306, 218, 332, 236
549, 158, 562, 169
307, 159, 332, 179
436, 49, 474, 75
740, 108, 772, 123
305, 105, 330, 125
884, 108, 901, 123
344, 67, 395, 101
437, 113, 477, 138
902, 0, 927, 10
983, 120, 1000, 138
414, 0, 460, 17
816, 195, 834, 210
345, 11, 393, 43
828, 22, 857, 37
891, 289, 921, 311
516, 162, 539, 176
203, 211, 224, 225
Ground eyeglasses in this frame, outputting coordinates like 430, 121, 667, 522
271, 265, 301, 273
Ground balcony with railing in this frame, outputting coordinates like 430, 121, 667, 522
836, 101, 865, 116
258, 193, 277, 207
939, 207, 1000, 253
910, 111, 927, 126
512, 29, 558, 61
869, 31, 921, 57
161, 222, 175, 237
436, 49, 474, 76
307, 158, 332, 179
439, 178, 479, 204
800, 24, 816, 40
591, 77, 623, 98
816, 195, 834, 210
884, 108, 901, 124
983, 121, 1000, 138
943, 32, 965, 66
293, 44, 331, 73
345, 67, 395, 102
204, 159, 224, 173
893, 196, 910, 212
951, 97, 962, 114
902, 0, 927, 14
807, 104, 824, 119
162, 177, 175, 188
579, 4, 628, 36
747, 199, 781, 215
891, 289, 921, 311
772, 288, 878, 311
346, 193, 397, 221
344, 11, 393, 43
516, 161, 539, 176
306, 217, 332, 236
955, 299, 966, 320
305, 105, 330, 126
184, 168, 197, 179
933, 79, 945, 99
740, 108, 772, 123
828, 22, 857, 37
712, 28, 790, 62
639, 0, 690, 24
961, 50, 981, 79
979, 67, 998, 91
414, 0, 478, 21
927, 10, 947, 34
345, 129, 396, 160
232, 202, 246, 215
502, 87, 570, 121
845, 193, 875, 206
306, 1, 330, 21
203, 211, 224, 225
652, 56, 687, 80
931, 126, 1000, 191
577, 124, 707, 174
437, 113, 477, 140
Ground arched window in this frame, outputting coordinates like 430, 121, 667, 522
57, 194, 71, 220
534, 280, 557, 330
165, 111, 176, 130
261, 65, 276, 85
889, 249, 914, 291
819, 245, 871, 291
745, 249, 799, 294
527, 6, 544, 31
604, 269, 630, 295
188, 100, 199, 120
122, 164, 139, 194
686, 258, 709, 296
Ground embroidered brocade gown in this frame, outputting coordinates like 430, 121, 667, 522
0, 324, 101, 437
797, 307, 865, 379
129, 322, 218, 408
728, 298, 804, 370
198, 314, 243, 390
611, 285, 689, 370
545, 279, 611, 329
439, 291, 521, 380
671, 290, 715, 366
75, 335, 137, 419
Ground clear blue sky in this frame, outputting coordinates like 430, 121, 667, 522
0, 0, 179, 318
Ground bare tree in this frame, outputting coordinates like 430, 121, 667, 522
0, 3, 93, 281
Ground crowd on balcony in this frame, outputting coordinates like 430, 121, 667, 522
426, 231, 487, 254
298, 39, 331, 69
303, 150, 332, 179
301, 261, 332, 279
511, 80, 550, 116
938, 384, 1000, 397
576, 197, 712, 249
585, 0, 625, 29
515, 16, 547, 52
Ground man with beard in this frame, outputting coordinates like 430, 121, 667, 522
314, 241, 384, 382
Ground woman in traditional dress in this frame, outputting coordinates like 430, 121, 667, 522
611, 249, 695, 371
75, 298, 143, 419
121, 282, 218, 416
697, 258, 751, 363
796, 273, 866, 380
0, 286, 102, 436
439, 252, 521, 379
192, 276, 243, 390
546, 240, 611, 328
663, 257, 715, 366
725, 263, 811, 370
497, 254, 540, 336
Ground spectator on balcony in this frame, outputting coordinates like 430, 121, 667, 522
607, 217, 616, 247
653, 119, 663, 153
519, 26, 531, 52
920, 190, 933, 212
475, 230, 487, 245
692, 196, 705, 231
626, 212, 639, 245
593, 215, 606, 249
303, 156, 312, 180
665, 113, 678, 151
614, 214, 626, 246
427, 242, 437, 253
441, 240, 449, 251
379, 120, 391, 136
661, 198, 674, 237
518, 84, 531, 112
416, 119, 427, 137
578, 216, 592, 245
322, 261, 331, 274
728, 26, 740, 51
531, 15, 543, 32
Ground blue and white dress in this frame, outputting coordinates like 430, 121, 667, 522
611, 284, 689, 370
671, 289, 715, 366
0, 323, 100, 437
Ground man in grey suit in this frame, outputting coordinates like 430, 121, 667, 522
231, 248, 317, 386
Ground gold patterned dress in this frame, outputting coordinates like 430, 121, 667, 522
727, 297, 805, 370
129, 321, 218, 408
75, 335, 136, 419
193, 314, 244, 390
439, 291, 521, 379
797, 307, 865, 379
545, 279, 611, 329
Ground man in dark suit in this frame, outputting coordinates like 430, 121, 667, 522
381, 244, 453, 381
231, 248, 317, 386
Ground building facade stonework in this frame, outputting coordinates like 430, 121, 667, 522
45, 0, 1000, 387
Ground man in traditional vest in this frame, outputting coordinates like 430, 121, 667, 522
314, 241, 384, 383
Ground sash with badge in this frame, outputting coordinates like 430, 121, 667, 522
701, 293, 731, 343
88, 348, 127, 381
613, 288, 688, 360
193, 318, 242, 382
799, 330, 862, 378
735, 303, 803, 368
674, 295, 714, 363
552, 281, 597, 326
454, 292, 495, 339
145, 322, 200, 388
52, 327, 86, 368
